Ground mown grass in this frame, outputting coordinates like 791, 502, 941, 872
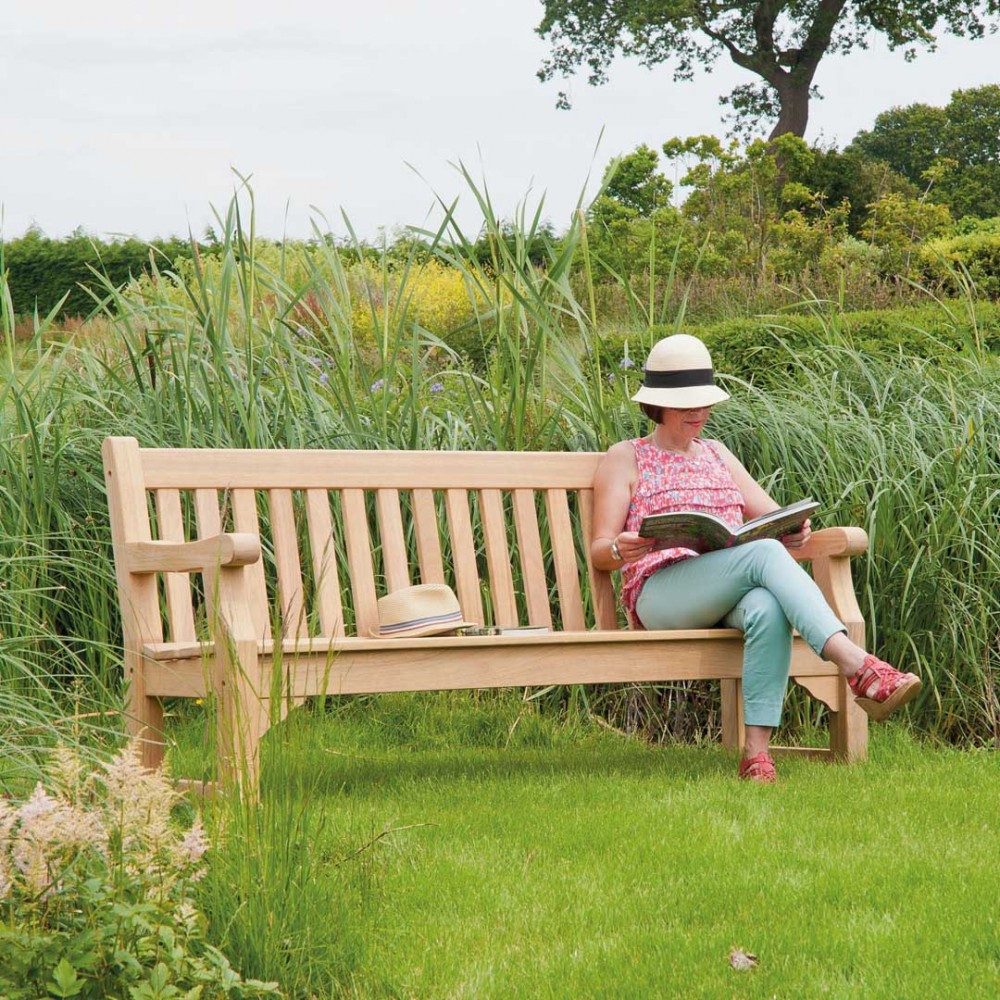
175, 697, 999, 998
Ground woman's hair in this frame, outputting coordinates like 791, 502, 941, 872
639, 403, 664, 424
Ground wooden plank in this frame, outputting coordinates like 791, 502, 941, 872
269, 488, 306, 638
376, 488, 410, 593
412, 488, 445, 584
231, 489, 271, 641
154, 489, 196, 643
125, 534, 260, 573
544, 488, 585, 631
479, 489, 518, 627
512, 489, 552, 629
140, 448, 605, 490
579, 489, 619, 630
444, 489, 485, 625
102, 437, 165, 769
720, 678, 745, 751
142, 633, 833, 697
341, 489, 379, 638
305, 489, 344, 638
193, 489, 222, 538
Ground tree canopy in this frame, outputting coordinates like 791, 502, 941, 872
536, 1, 1000, 140
849, 85, 1000, 218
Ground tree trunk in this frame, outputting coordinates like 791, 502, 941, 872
768, 78, 810, 140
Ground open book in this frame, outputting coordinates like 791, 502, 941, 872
638, 498, 819, 554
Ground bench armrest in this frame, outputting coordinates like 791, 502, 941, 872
124, 533, 261, 574
790, 526, 868, 563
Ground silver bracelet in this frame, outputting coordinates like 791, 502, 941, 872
610, 537, 623, 562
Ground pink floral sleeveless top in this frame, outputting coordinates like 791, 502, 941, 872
621, 437, 745, 628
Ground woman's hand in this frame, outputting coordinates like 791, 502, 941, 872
613, 531, 656, 564
780, 518, 811, 550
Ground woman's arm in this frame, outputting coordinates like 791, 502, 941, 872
590, 442, 656, 570
712, 440, 812, 549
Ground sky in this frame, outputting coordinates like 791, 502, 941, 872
4, 0, 999, 243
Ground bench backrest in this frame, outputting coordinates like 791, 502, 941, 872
104, 438, 620, 644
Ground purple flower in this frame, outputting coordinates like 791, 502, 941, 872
619, 356, 636, 369
371, 379, 384, 391
309, 356, 322, 368
430, 382, 445, 394
319, 372, 329, 384
295, 325, 309, 339
607, 373, 616, 384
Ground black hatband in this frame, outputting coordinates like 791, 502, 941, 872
642, 367, 715, 389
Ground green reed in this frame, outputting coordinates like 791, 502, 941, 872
2, 176, 999, 762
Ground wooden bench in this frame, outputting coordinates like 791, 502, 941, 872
103, 436, 869, 788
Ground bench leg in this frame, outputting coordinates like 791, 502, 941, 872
215, 638, 270, 792
126, 651, 166, 771
829, 676, 868, 761
720, 678, 745, 752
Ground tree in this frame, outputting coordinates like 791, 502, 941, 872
536, 2, 1000, 141
849, 85, 1000, 218
600, 144, 673, 215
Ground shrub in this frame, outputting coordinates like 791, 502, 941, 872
594, 302, 1000, 385
0, 742, 278, 999
920, 230, 1000, 298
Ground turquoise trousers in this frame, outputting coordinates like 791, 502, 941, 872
634, 539, 846, 727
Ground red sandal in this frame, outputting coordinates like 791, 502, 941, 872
849, 655, 922, 722
738, 751, 777, 783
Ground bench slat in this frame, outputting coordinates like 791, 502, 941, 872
376, 488, 410, 593
412, 488, 445, 584
512, 489, 553, 629
545, 488, 586, 631
341, 489, 378, 637
305, 489, 345, 638
232, 489, 272, 641
579, 489, 618, 630
480, 489, 518, 627
154, 489, 196, 643
194, 489, 222, 537
269, 489, 306, 638
445, 489, 485, 625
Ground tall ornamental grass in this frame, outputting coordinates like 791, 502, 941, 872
1, 180, 999, 749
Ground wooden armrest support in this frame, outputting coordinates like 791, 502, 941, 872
125, 533, 261, 573
791, 526, 869, 563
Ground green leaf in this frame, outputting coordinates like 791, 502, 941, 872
47, 958, 83, 999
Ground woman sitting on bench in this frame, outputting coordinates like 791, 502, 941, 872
591, 334, 921, 783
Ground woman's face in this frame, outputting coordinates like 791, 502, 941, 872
661, 405, 713, 438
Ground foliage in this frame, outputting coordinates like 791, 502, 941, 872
921, 228, 1000, 297
536, 1, 1000, 139
598, 145, 673, 217
3, 229, 199, 320
661, 134, 850, 277
801, 145, 919, 234
0, 742, 278, 999
860, 191, 953, 275
596, 300, 1000, 384
849, 84, 1000, 218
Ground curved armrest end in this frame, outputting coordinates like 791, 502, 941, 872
792, 526, 869, 563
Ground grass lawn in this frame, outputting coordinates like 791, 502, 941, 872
178, 695, 1000, 999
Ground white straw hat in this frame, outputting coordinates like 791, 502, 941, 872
371, 583, 477, 639
630, 334, 730, 408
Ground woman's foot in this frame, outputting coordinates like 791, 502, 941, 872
738, 751, 776, 783
849, 655, 922, 721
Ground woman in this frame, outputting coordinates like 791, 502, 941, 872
591, 334, 921, 782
